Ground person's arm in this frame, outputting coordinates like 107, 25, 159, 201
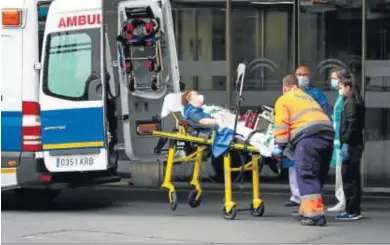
314, 90, 333, 119
274, 97, 290, 148
186, 107, 217, 127
198, 118, 218, 127
342, 100, 359, 144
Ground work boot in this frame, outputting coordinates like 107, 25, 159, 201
284, 201, 300, 207
300, 216, 327, 226
292, 211, 302, 221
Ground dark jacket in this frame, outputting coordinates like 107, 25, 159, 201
340, 94, 365, 146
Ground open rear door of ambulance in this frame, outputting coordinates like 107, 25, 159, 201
39, 0, 111, 173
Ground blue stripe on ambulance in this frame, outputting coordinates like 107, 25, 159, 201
41, 107, 105, 149
1, 111, 22, 151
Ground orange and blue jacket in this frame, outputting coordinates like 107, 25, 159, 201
274, 88, 334, 147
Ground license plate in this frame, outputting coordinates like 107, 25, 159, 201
56, 156, 95, 168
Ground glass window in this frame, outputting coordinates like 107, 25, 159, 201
172, 4, 226, 91
299, 2, 362, 91
365, 2, 390, 92
363, 1, 390, 188
231, 3, 294, 91
364, 108, 390, 188
42, 28, 101, 101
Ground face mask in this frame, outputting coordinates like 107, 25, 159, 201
297, 76, 310, 88
331, 79, 339, 90
338, 90, 344, 96
198, 94, 204, 105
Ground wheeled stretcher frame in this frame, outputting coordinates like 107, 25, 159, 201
152, 113, 265, 220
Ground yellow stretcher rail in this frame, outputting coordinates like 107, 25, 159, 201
152, 128, 265, 220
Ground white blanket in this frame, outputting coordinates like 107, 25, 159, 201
203, 105, 275, 157
160, 93, 275, 157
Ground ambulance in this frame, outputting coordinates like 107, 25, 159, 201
1, 0, 180, 200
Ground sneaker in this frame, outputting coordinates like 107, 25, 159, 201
335, 212, 363, 220
327, 203, 345, 212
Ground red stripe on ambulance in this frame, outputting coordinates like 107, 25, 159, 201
58, 14, 101, 28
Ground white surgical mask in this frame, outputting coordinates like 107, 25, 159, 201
331, 79, 339, 90
297, 76, 310, 88
198, 94, 204, 104
338, 90, 344, 96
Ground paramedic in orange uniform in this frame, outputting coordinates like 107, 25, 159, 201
272, 75, 335, 226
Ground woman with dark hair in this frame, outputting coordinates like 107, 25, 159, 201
335, 70, 365, 221
326, 68, 347, 213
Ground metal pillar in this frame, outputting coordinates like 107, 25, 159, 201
361, 0, 367, 190
293, 0, 300, 68
361, 0, 366, 99
225, 0, 232, 105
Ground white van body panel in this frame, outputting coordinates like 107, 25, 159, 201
39, 0, 109, 173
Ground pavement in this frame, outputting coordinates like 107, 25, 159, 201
2, 186, 390, 244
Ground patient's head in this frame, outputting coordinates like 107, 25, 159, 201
182, 90, 204, 107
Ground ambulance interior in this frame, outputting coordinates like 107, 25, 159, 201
104, 0, 181, 162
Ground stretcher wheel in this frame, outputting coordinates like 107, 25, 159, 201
169, 191, 178, 211
250, 203, 265, 217
187, 190, 202, 208
222, 206, 237, 220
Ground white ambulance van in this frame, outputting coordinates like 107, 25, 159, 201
1, 0, 121, 200
1, 0, 181, 200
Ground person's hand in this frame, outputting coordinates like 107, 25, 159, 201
341, 144, 349, 161
272, 146, 284, 158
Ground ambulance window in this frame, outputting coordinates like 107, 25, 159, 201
42, 28, 101, 101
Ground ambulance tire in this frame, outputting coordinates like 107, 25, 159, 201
15, 188, 61, 205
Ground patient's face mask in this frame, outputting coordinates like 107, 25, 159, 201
198, 94, 205, 105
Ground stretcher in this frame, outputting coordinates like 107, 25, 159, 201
153, 111, 265, 220
152, 63, 274, 220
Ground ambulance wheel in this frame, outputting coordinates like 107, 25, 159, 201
188, 190, 202, 208
169, 192, 178, 211
250, 202, 265, 217
222, 206, 237, 220
151, 81, 158, 91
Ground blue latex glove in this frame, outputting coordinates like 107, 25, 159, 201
282, 158, 295, 168
272, 146, 284, 158
341, 144, 349, 161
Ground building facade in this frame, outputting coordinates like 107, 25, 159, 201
170, 0, 390, 190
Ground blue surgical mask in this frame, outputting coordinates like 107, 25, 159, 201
331, 79, 339, 90
297, 76, 310, 88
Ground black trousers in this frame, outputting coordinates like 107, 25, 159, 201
342, 145, 363, 215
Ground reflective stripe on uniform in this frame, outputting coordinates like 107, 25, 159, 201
274, 89, 332, 144
299, 194, 325, 218
290, 120, 333, 141
290, 108, 324, 122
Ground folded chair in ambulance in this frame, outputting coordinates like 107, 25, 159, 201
152, 64, 274, 220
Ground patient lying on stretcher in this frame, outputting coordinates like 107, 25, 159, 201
180, 90, 274, 157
